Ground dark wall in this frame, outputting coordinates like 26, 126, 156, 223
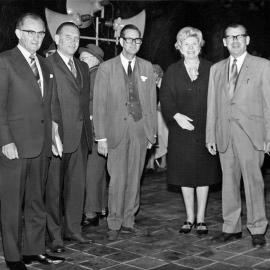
0, 0, 270, 72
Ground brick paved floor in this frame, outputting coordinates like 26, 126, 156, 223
1, 170, 270, 269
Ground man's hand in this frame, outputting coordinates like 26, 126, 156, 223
207, 143, 217, 155
98, 140, 108, 157
264, 142, 270, 155
2, 143, 19, 159
173, 113, 194, 131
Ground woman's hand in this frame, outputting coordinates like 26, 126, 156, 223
173, 113, 194, 131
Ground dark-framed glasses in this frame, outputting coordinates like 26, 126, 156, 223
122, 37, 142, 45
20, 29, 45, 38
225, 34, 247, 41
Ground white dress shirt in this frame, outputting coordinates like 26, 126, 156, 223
229, 51, 247, 80
120, 53, 136, 74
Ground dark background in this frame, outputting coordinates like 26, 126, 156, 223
0, 0, 270, 70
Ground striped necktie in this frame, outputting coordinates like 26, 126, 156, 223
128, 61, 132, 77
229, 58, 238, 98
68, 58, 77, 78
29, 54, 41, 89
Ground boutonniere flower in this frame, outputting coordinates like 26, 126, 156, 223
140, 75, 148, 82
49, 74, 54, 78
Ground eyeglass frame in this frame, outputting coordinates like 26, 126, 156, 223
121, 37, 142, 45
225, 34, 247, 41
20, 29, 46, 38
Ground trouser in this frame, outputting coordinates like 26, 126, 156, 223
219, 121, 268, 234
107, 118, 148, 230
0, 151, 48, 261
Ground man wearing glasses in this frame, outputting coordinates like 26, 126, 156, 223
206, 23, 270, 247
93, 24, 157, 241
0, 13, 64, 269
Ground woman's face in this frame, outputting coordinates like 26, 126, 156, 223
179, 36, 200, 60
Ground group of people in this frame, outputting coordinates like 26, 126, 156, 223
160, 23, 270, 249
0, 10, 269, 270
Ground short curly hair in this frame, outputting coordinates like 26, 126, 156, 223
175, 26, 205, 50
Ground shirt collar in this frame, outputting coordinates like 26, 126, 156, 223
17, 44, 36, 62
230, 51, 247, 71
57, 50, 74, 66
120, 53, 136, 73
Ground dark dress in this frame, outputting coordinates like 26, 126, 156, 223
160, 58, 221, 187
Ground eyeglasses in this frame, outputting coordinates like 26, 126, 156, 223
225, 34, 247, 41
20, 29, 45, 38
122, 37, 142, 45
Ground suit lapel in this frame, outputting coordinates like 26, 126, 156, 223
37, 55, 49, 101
13, 47, 43, 102
135, 58, 147, 106
221, 57, 230, 100
115, 56, 127, 100
233, 53, 250, 97
54, 52, 81, 92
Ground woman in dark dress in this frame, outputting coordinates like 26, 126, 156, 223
160, 26, 220, 234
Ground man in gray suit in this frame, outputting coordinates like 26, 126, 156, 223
93, 24, 157, 241
206, 23, 270, 247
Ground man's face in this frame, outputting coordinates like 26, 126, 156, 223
55, 25, 80, 57
79, 51, 99, 69
120, 29, 141, 58
223, 26, 250, 58
15, 17, 45, 54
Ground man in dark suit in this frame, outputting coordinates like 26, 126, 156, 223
45, 22, 93, 251
93, 24, 157, 241
0, 13, 64, 270
206, 23, 270, 247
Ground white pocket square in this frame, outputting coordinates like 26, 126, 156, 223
140, 76, 148, 82
49, 74, 54, 78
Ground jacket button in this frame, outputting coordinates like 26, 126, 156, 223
124, 117, 127, 120
41, 120, 44, 123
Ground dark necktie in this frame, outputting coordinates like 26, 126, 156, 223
68, 58, 77, 78
229, 58, 238, 98
29, 54, 41, 89
128, 61, 132, 77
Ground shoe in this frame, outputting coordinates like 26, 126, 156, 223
23, 254, 65, 265
107, 230, 119, 241
179, 221, 195, 234
81, 215, 99, 227
51, 244, 65, 253
121, 225, 141, 234
64, 234, 93, 244
196, 222, 208, 235
252, 234, 266, 247
211, 232, 242, 242
6, 261, 27, 270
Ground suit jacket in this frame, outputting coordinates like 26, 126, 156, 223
47, 52, 92, 153
93, 55, 157, 149
0, 47, 54, 158
206, 53, 270, 152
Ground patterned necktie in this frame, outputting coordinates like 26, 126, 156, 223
29, 54, 41, 89
128, 61, 132, 77
68, 58, 77, 78
229, 58, 238, 98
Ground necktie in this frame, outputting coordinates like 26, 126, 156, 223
229, 58, 238, 98
128, 61, 132, 77
68, 58, 77, 78
29, 54, 41, 89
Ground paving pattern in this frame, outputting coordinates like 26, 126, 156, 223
1, 170, 270, 269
